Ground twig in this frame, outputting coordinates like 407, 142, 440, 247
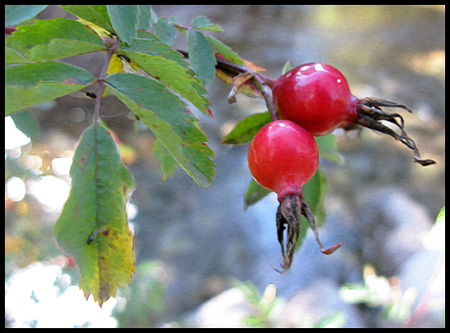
93, 38, 121, 126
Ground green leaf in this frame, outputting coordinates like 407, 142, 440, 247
136, 30, 160, 40
5, 47, 27, 64
150, 6, 158, 25
315, 134, 341, 163
5, 61, 94, 88
121, 50, 211, 115
5, 5, 48, 26
192, 16, 223, 32
170, 16, 186, 34
54, 124, 136, 306
206, 36, 245, 65
302, 166, 328, 227
244, 179, 272, 210
136, 5, 152, 30
5, 18, 105, 62
152, 139, 179, 181
155, 17, 176, 45
10, 110, 40, 140
4, 35, 28, 59
59, 5, 114, 34
106, 73, 216, 187
32, 39, 106, 62
5, 61, 94, 115
107, 5, 140, 45
222, 112, 271, 145
188, 29, 217, 83
121, 38, 189, 68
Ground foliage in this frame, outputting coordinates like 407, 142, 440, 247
54, 125, 136, 304
235, 281, 346, 328
5, 5, 338, 306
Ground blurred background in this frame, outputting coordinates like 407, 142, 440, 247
5, 5, 444, 328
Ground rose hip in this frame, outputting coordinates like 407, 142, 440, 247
272, 62, 435, 166
248, 120, 342, 273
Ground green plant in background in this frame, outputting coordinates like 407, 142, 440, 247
236, 281, 281, 328
340, 263, 415, 320
235, 281, 346, 328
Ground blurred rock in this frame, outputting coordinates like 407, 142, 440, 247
185, 287, 253, 328
355, 187, 433, 276
186, 278, 365, 328
280, 278, 364, 328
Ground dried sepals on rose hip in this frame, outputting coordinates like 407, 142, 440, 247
248, 120, 342, 273
272, 62, 435, 166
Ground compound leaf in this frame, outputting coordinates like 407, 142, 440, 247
106, 73, 215, 187
5, 5, 48, 26
54, 124, 136, 307
192, 16, 223, 32
207, 35, 245, 65
152, 138, 178, 181
59, 5, 114, 35
188, 28, 217, 83
5, 61, 94, 115
5, 47, 27, 64
107, 5, 143, 45
5, 18, 104, 62
121, 50, 211, 115
121, 38, 189, 68
136, 5, 152, 30
155, 17, 176, 45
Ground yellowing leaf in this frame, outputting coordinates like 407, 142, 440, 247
107, 54, 126, 74
107, 54, 146, 75
54, 125, 136, 306
77, 17, 113, 38
243, 58, 266, 72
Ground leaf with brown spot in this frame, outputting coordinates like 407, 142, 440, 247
54, 124, 136, 306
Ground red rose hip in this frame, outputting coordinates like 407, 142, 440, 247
248, 120, 342, 273
248, 120, 318, 201
272, 63, 359, 136
272, 62, 435, 166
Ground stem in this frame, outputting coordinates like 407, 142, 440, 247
178, 49, 277, 116
5, 27, 16, 34
252, 74, 279, 121
93, 38, 121, 126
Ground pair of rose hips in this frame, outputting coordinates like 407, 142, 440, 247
249, 63, 359, 200
247, 62, 434, 273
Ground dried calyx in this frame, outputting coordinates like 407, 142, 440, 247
275, 194, 343, 273
355, 97, 436, 166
